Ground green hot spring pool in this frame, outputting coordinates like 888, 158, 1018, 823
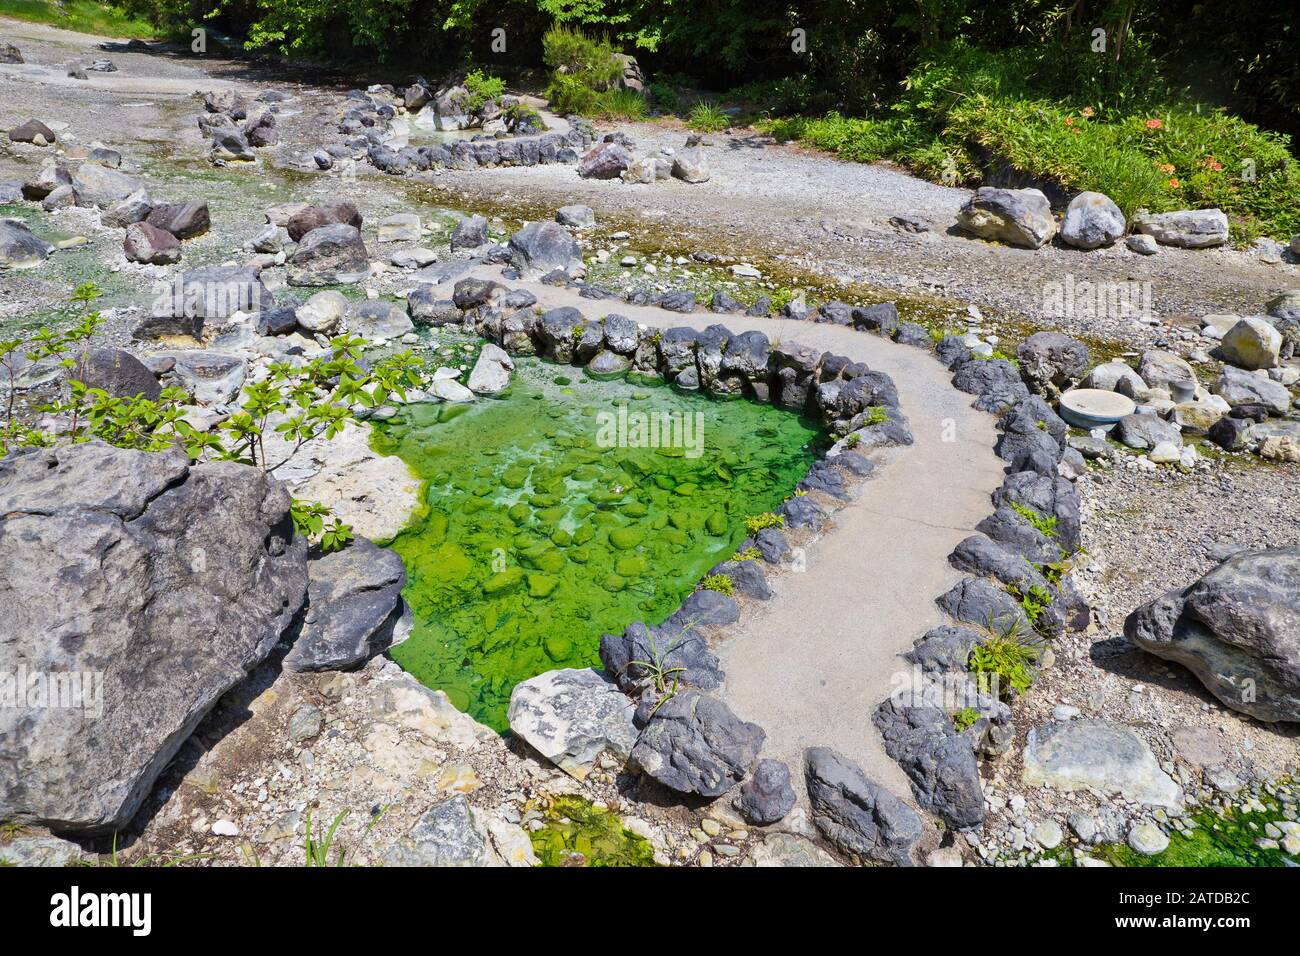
371, 356, 820, 731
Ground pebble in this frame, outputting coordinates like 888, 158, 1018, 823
700, 818, 721, 837
1127, 822, 1169, 856
1032, 820, 1063, 850
211, 819, 240, 837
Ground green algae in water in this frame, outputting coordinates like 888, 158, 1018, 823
529, 795, 657, 867
372, 358, 819, 730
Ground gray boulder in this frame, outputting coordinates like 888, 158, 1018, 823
468, 343, 514, 394
1220, 317, 1282, 370
1022, 719, 1183, 807
1266, 290, 1300, 322
9, 119, 56, 145
0, 443, 307, 834
1016, 331, 1089, 394
600, 620, 723, 693
733, 758, 796, 825
146, 200, 211, 240
936, 576, 1030, 633
804, 747, 922, 866
450, 214, 488, 250
71, 163, 141, 208
507, 668, 637, 779
167, 264, 273, 320
601, 313, 639, 354
123, 221, 181, 264
671, 148, 710, 183
71, 347, 161, 401
556, 204, 595, 228
161, 350, 247, 406
1116, 413, 1183, 450
630, 690, 764, 797
1137, 348, 1197, 393
282, 538, 407, 672
874, 691, 987, 829
1124, 547, 1300, 722
668, 588, 740, 629
0, 218, 53, 267
1060, 191, 1125, 249
348, 299, 413, 340
956, 187, 1057, 249
287, 223, 370, 285
102, 189, 153, 228
1212, 365, 1291, 414
507, 221, 584, 279
286, 200, 363, 242
1133, 208, 1229, 248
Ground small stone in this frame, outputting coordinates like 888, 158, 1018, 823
1127, 822, 1169, 856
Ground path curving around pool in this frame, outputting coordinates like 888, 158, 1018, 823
454, 264, 1006, 799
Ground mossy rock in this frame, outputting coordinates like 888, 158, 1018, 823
609, 526, 645, 550
483, 567, 524, 595
528, 573, 559, 598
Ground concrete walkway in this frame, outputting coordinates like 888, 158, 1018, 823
454, 265, 1005, 800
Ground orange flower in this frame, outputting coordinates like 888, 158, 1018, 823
1081, 106, 1095, 118
1168, 178, 1180, 188
1155, 161, 1175, 174
1064, 116, 1075, 126
1202, 156, 1223, 171
1145, 118, 1162, 129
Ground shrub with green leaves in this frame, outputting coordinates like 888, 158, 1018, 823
744, 512, 785, 534
764, 39, 1300, 241
1, 285, 423, 552
700, 573, 734, 596
968, 623, 1041, 701
687, 101, 729, 132
1009, 500, 1058, 539
542, 24, 645, 119
463, 69, 505, 110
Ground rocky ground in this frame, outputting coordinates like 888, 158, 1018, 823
2, 18, 1298, 868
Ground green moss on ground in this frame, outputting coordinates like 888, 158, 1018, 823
528, 795, 657, 867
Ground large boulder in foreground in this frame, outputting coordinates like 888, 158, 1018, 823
956, 187, 1057, 249
0, 442, 308, 835
804, 747, 922, 866
1124, 547, 1300, 723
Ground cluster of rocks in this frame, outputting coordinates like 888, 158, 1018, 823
304, 81, 596, 178
0, 441, 409, 835
199, 88, 288, 164
1059, 295, 1299, 467
3, 138, 217, 266
577, 132, 712, 184
957, 185, 1233, 253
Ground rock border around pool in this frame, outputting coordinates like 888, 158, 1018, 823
424, 246, 1099, 865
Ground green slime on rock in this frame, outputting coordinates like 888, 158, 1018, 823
371, 357, 819, 731
528, 795, 658, 867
